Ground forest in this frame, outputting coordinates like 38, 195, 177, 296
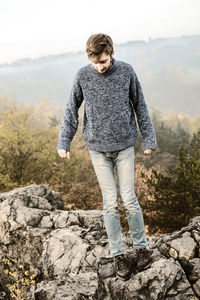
0, 94, 199, 235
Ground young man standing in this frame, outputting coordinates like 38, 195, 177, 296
57, 33, 156, 281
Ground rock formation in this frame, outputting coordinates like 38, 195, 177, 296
0, 184, 199, 299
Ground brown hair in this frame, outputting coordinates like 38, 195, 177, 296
86, 33, 113, 60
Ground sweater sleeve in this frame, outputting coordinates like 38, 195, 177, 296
57, 72, 83, 151
129, 69, 157, 150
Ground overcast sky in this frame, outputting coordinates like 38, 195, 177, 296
1, 0, 200, 63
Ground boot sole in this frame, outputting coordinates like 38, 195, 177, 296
138, 262, 151, 271
116, 273, 131, 281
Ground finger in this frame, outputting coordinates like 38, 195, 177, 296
58, 150, 67, 158
147, 149, 154, 154
144, 149, 150, 155
62, 152, 67, 158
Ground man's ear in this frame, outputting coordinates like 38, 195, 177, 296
112, 50, 115, 57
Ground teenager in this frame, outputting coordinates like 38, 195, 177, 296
57, 33, 156, 281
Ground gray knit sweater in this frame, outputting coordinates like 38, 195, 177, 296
57, 58, 157, 152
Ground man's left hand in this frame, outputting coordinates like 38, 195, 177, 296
144, 148, 154, 155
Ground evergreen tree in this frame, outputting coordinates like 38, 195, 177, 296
49, 114, 60, 128
142, 130, 200, 234
151, 112, 191, 156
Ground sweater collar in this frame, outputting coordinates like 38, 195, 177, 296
89, 57, 117, 77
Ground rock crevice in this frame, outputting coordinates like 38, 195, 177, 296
0, 184, 199, 299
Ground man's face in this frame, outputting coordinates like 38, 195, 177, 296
90, 52, 114, 74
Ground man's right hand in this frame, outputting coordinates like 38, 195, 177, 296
57, 149, 70, 159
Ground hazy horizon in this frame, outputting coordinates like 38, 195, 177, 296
1, 35, 200, 118
1, 0, 200, 64
1, 33, 200, 66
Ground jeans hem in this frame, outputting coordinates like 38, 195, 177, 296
133, 245, 148, 249
111, 250, 124, 257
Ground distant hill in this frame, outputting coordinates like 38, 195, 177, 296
0, 35, 200, 117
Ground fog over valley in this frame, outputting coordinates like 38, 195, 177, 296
0, 35, 200, 117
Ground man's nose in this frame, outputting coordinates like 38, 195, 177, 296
97, 64, 103, 70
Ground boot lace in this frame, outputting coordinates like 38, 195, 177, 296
117, 257, 128, 270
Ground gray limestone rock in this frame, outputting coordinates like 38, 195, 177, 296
34, 273, 98, 300
97, 256, 198, 299
0, 184, 200, 300
188, 258, 200, 281
193, 279, 200, 297
170, 236, 196, 261
97, 216, 200, 299
0, 184, 109, 299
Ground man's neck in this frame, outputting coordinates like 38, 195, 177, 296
109, 58, 113, 69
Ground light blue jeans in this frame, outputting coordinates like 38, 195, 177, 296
89, 146, 148, 256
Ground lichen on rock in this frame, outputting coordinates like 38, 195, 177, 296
0, 184, 200, 300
